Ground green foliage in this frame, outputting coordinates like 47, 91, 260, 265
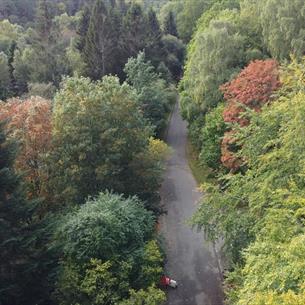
27, 82, 56, 99
127, 137, 171, 214
0, 0, 36, 25
116, 285, 166, 305
145, 8, 165, 69
57, 192, 154, 263
124, 52, 172, 135
160, 0, 214, 42
123, 3, 148, 60
56, 258, 131, 305
50, 75, 152, 206
176, 0, 212, 42
55, 192, 164, 305
192, 57, 305, 303
0, 20, 23, 54
82, 0, 122, 80
163, 11, 178, 37
161, 34, 185, 81
0, 120, 46, 305
180, 12, 246, 123
242, 0, 305, 60
199, 103, 226, 170
0, 52, 10, 100
139, 240, 164, 286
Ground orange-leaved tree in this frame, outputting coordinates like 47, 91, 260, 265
0, 97, 52, 198
220, 59, 280, 170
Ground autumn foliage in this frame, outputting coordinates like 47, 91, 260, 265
220, 60, 281, 170
0, 97, 52, 197
221, 59, 280, 126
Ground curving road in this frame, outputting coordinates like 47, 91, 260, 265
160, 103, 224, 305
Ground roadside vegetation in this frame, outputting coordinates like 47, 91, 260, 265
180, 0, 305, 304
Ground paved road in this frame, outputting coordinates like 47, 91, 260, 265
160, 103, 223, 305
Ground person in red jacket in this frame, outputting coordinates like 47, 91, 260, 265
160, 275, 178, 288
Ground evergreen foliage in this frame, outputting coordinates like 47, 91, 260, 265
163, 11, 178, 37
124, 52, 173, 135
0, 121, 40, 305
82, 0, 122, 80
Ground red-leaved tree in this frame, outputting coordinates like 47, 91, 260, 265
0, 97, 52, 198
220, 59, 281, 170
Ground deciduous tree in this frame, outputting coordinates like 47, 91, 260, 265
0, 97, 52, 199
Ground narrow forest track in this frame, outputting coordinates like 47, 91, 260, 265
160, 103, 224, 305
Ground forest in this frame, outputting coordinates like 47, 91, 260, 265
1, 0, 305, 305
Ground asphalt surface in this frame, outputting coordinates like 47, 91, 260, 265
160, 103, 224, 305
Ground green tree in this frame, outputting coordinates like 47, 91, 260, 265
199, 103, 226, 170
180, 12, 246, 126
56, 258, 131, 305
161, 34, 185, 80
50, 76, 152, 206
82, 0, 123, 79
0, 52, 10, 100
243, 0, 305, 60
7, 41, 17, 97
123, 3, 148, 58
163, 11, 178, 37
0, 121, 41, 305
55, 192, 163, 305
0, 19, 23, 54
145, 8, 165, 68
176, 0, 211, 42
57, 192, 154, 263
36, 0, 53, 41
116, 286, 166, 305
124, 52, 171, 135
76, 5, 91, 53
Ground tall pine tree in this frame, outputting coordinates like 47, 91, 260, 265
123, 3, 148, 58
76, 6, 91, 53
0, 121, 33, 305
7, 41, 17, 97
82, 0, 122, 80
36, 0, 53, 43
164, 11, 178, 37
144, 8, 165, 68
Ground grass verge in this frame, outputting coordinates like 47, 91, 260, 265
186, 139, 216, 185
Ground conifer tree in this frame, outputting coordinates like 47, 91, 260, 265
123, 3, 148, 58
7, 41, 17, 97
0, 121, 32, 304
164, 11, 178, 37
76, 6, 91, 53
36, 0, 53, 43
145, 8, 165, 67
82, 0, 121, 80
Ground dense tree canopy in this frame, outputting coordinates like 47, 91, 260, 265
243, 0, 305, 60
220, 59, 280, 170
192, 56, 305, 305
2, 1, 305, 305
50, 76, 150, 205
124, 52, 174, 135
55, 192, 164, 305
